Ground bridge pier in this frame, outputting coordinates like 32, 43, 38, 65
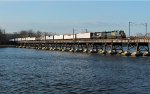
138, 43, 150, 56
98, 43, 107, 54
83, 43, 89, 53
15, 39, 150, 57
107, 43, 117, 55
74, 43, 83, 52
128, 43, 142, 56
89, 43, 98, 53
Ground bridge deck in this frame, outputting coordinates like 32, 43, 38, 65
17, 38, 150, 44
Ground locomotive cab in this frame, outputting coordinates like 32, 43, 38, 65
119, 31, 126, 38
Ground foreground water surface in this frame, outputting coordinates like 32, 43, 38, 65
0, 48, 150, 94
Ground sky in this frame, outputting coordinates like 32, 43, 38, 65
0, 1, 150, 36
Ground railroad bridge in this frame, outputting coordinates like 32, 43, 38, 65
15, 38, 150, 56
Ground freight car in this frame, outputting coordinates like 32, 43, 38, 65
64, 34, 76, 39
76, 32, 93, 39
54, 35, 64, 40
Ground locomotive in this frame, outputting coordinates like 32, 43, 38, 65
92, 30, 126, 39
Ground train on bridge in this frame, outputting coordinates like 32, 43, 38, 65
11, 30, 126, 41
11, 30, 150, 57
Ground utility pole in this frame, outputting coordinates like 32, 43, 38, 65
44, 32, 46, 41
129, 22, 135, 37
129, 22, 131, 37
73, 28, 74, 40
140, 22, 148, 37
86, 29, 87, 32
145, 23, 147, 37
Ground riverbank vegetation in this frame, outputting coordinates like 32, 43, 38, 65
0, 29, 54, 45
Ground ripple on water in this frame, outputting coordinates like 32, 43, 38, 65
0, 48, 150, 94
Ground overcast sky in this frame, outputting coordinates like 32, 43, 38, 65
0, 1, 150, 36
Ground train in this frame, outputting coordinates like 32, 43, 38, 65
10, 30, 126, 41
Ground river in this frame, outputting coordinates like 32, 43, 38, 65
0, 48, 150, 94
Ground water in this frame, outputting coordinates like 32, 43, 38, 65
0, 48, 150, 94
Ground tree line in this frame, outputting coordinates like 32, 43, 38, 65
10, 30, 56, 38
0, 29, 56, 45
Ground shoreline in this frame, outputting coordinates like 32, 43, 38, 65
0, 45, 16, 48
